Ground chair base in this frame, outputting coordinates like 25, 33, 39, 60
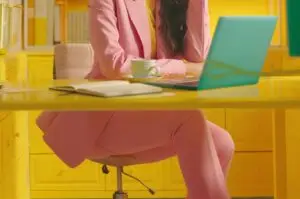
113, 191, 128, 199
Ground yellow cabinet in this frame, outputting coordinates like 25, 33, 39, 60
225, 109, 273, 197
226, 109, 273, 152
228, 153, 273, 197
30, 154, 106, 191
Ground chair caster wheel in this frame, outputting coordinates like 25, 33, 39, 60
113, 191, 128, 199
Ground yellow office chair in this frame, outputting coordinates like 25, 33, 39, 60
53, 43, 155, 199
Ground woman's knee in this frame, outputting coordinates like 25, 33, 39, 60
215, 129, 234, 176
209, 121, 235, 161
171, 110, 207, 139
221, 131, 235, 161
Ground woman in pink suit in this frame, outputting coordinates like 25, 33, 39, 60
37, 0, 234, 199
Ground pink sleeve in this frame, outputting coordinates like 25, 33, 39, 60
184, 0, 211, 62
89, 0, 137, 79
89, 0, 186, 78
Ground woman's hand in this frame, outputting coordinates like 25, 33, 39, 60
160, 61, 204, 79
185, 62, 204, 77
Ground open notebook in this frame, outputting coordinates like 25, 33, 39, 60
50, 80, 163, 97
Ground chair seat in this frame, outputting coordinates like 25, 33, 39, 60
90, 155, 137, 166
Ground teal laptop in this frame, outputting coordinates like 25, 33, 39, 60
148, 16, 278, 90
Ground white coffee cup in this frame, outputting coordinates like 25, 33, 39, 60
131, 59, 159, 78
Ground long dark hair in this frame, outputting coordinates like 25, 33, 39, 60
159, 0, 189, 56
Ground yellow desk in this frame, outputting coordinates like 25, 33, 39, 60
1, 76, 300, 110
1, 76, 300, 199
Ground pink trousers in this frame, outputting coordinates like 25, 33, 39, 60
89, 110, 234, 199
38, 110, 234, 199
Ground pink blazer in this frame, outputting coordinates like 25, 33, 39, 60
37, 0, 211, 168
87, 0, 211, 79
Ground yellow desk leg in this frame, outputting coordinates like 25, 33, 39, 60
285, 109, 300, 199
273, 109, 287, 199
274, 109, 300, 199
